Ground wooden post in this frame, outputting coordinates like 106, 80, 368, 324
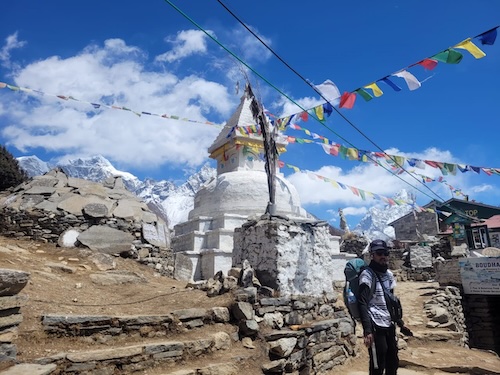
248, 85, 277, 215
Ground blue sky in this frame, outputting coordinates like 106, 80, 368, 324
1, 0, 500, 228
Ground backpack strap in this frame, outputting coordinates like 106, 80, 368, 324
363, 267, 377, 301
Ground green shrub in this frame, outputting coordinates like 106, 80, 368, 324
0, 145, 28, 190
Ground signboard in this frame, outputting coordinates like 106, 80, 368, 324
459, 257, 500, 295
452, 223, 465, 239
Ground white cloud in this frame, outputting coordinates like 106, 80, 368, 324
155, 30, 210, 63
343, 206, 368, 216
0, 32, 27, 69
470, 184, 493, 193
231, 27, 272, 62
1, 37, 236, 169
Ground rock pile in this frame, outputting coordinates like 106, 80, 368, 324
0, 169, 174, 277
0, 269, 30, 370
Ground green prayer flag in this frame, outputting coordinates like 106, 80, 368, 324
355, 88, 373, 102
431, 49, 463, 64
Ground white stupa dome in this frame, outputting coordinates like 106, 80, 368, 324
188, 170, 307, 220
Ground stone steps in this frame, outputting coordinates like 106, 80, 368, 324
0, 363, 56, 375
41, 307, 231, 339
28, 331, 234, 374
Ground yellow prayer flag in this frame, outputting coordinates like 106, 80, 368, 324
346, 148, 359, 160
453, 38, 486, 59
330, 180, 339, 189
364, 83, 383, 97
314, 105, 324, 121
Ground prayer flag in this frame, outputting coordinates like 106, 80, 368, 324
418, 59, 438, 70
339, 92, 356, 109
431, 49, 463, 64
314, 79, 341, 104
314, 105, 324, 121
364, 83, 383, 97
380, 77, 401, 92
323, 102, 333, 117
299, 111, 308, 122
477, 27, 498, 45
355, 88, 373, 102
392, 70, 421, 90
454, 38, 486, 59
346, 148, 359, 160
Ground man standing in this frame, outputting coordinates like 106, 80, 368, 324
358, 239, 400, 375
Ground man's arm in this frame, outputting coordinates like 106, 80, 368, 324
357, 282, 373, 335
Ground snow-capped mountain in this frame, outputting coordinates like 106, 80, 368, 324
17, 155, 215, 228
353, 189, 414, 242
58, 155, 142, 192
134, 164, 216, 227
17, 155, 51, 177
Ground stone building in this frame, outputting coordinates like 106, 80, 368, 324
172, 85, 339, 281
389, 198, 500, 250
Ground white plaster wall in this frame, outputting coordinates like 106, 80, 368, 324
201, 249, 233, 279
233, 219, 347, 297
188, 171, 307, 220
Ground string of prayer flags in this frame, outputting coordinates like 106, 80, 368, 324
281, 120, 500, 178
411, 171, 468, 198
0, 82, 222, 128
280, 161, 433, 211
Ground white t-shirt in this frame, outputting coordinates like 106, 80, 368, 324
359, 268, 396, 328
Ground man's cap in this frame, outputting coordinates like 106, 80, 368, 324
369, 239, 388, 252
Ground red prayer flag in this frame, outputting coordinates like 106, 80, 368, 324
339, 92, 356, 109
330, 144, 339, 156
418, 59, 438, 70
299, 111, 309, 122
424, 160, 440, 168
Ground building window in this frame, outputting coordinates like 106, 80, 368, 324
471, 227, 488, 249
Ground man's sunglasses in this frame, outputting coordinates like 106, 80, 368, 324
374, 250, 390, 256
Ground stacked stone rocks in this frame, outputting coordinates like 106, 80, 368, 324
0, 169, 174, 277
0, 269, 29, 371
424, 286, 468, 346
195, 264, 356, 374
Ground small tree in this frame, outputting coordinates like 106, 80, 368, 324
0, 145, 28, 191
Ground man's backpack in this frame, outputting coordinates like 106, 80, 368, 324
343, 258, 376, 321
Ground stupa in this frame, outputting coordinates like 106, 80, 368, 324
172, 84, 309, 281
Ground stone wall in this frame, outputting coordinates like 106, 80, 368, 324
0, 269, 30, 371
391, 211, 438, 241
462, 294, 500, 355
233, 217, 347, 296
230, 287, 356, 374
433, 259, 500, 354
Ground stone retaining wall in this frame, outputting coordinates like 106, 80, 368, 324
0, 269, 30, 371
35, 332, 232, 374
41, 308, 230, 338
463, 294, 500, 355
230, 287, 356, 374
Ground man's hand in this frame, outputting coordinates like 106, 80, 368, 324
400, 326, 413, 337
364, 333, 374, 347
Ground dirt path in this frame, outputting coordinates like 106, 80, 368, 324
326, 281, 500, 374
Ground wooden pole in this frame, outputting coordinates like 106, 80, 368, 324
248, 85, 277, 215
